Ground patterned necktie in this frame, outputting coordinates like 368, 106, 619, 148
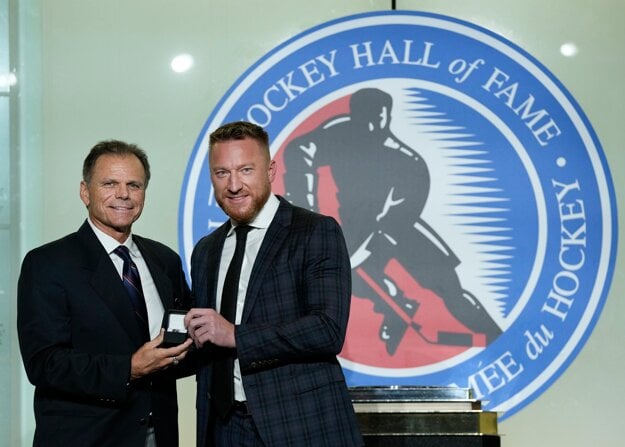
114, 245, 149, 338
213, 225, 252, 418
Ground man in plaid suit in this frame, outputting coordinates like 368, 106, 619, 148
185, 121, 363, 446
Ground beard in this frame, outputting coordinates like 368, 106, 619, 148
216, 184, 271, 224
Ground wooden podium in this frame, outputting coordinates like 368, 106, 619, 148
350, 386, 500, 446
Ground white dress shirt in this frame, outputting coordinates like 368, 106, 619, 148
87, 218, 165, 339
217, 194, 280, 402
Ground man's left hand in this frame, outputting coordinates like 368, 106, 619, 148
184, 308, 236, 349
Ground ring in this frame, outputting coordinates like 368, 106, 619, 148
172, 356, 179, 366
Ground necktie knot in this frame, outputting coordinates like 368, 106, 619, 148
234, 224, 252, 241
114, 245, 131, 261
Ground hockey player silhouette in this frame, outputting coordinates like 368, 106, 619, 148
283, 88, 502, 355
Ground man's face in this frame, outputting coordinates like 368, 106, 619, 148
80, 154, 146, 242
210, 137, 276, 224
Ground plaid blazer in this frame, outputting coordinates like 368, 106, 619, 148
191, 196, 363, 447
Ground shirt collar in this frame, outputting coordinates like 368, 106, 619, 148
86, 217, 139, 256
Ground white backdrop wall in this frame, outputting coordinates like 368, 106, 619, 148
6, 0, 624, 445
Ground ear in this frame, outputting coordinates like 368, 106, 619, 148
268, 159, 277, 183
79, 181, 90, 208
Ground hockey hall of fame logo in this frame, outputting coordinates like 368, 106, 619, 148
178, 11, 617, 418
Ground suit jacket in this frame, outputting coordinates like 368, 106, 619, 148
17, 221, 191, 447
191, 196, 363, 447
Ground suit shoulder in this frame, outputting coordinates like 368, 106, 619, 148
19, 232, 90, 278
193, 221, 229, 250
286, 200, 340, 228
23, 231, 81, 259
193, 233, 212, 250
191, 230, 223, 261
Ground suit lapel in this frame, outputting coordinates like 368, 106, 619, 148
241, 199, 292, 322
199, 223, 230, 309
77, 222, 146, 346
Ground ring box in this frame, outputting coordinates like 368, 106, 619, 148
161, 309, 189, 347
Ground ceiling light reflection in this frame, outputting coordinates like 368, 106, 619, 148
171, 54, 194, 73
560, 42, 578, 58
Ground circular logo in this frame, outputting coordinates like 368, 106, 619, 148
178, 11, 617, 419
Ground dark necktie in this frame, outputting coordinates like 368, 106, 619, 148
114, 245, 149, 339
213, 225, 252, 419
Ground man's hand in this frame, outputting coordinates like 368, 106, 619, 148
184, 308, 235, 349
130, 329, 193, 380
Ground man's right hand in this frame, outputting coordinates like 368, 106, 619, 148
130, 329, 193, 380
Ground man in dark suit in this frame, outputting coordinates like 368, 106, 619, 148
17, 140, 193, 447
184, 121, 363, 446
